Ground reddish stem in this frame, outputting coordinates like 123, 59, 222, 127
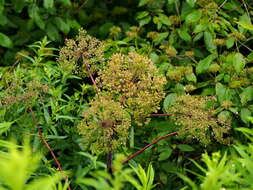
29, 107, 71, 190
85, 64, 99, 93
123, 131, 178, 163
150, 113, 191, 117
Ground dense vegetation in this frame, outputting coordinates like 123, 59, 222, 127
0, 0, 253, 189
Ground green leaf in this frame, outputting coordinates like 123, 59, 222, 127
216, 83, 232, 102
56, 0, 71, 6
136, 11, 149, 19
46, 23, 60, 41
185, 10, 202, 24
186, 0, 196, 7
193, 24, 208, 33
153, 32, 168, 45
204, 31, 216, 52
55, 17, 70, 34
241, 108, 251, 123
0, 0, 4, 13
0, 32, 13, 48
0, 122, 13, 134
237, 22, 253, 31
158, 149, 172, 161
196, 54, 216, 74
226, 38, 234, 49
178, 28, 192, 42
233, 53, 245, 73
185, 73, 197, 83
177, 144, 195, 152
159, 14, 171, 26
43, 0, 54, 9
240, 86, 253, 106
163, 93, 177, 110
139, 16, 151, 27
138, 0, 150, 7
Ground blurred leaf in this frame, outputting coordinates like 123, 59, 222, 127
159, 148, 172, 161
0, 32, 13, 48
204, 31, 216, 52
163, 93, 177, 110
196, 54, 216, 74
177, 144, 195, 152
241, 108, 251, 123
178, 28, 191, 42
233, 53, 245, 73
240, 86, 253, 106
185, 10, 201, 24
44, 0, 54, 9
186, 0, 196, 7
237, 22, 253, 31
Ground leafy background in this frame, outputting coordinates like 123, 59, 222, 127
0, 0, 253, 189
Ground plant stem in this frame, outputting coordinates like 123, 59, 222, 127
29, 106, 71, 190
150, 113, 191, 117
123, 131, 178, 163
85, 64, 99, 93
107, 149, 113, 174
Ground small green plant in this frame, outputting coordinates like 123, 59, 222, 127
0, 139, 66, 190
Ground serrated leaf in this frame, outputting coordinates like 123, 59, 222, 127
43, 0, 54, 9
163, 93, 177, 110
0, 32, 13, 48
237, 22, 253, 31
136, 11, 149, 19
46, 23, 60, 41
216, 83, 232, 102
186, 0, 196, 7
241, 108, 251, 123
178, 28, 192, 42
185, 10, 202, 24
226, 38, 234, 49
204, 31, 216, 52
0, 122, 13, 134
233, 53, 245, 73
185, 73, 197, 83
139, 16, 151, 26
158, 149, 172, 161
196, 54, 216, 74
138, 0, 150, 7
177, 144, 195, 152
159, 14, 171, 26
153, 32, 168, 45
193, 24, 208, 33
55, 17, 70, 34
240, 86, 253, 106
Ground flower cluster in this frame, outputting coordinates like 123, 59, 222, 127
0, 80, 49, 107
78, 93, 131, 154
166, 95, 231, 145
58, 28, 104, 76
97, 52, 166, 125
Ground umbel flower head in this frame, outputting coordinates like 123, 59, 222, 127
97, 52, 166, 125
166, 94, 231, 145
78, 93, 131, 154
58, 28, 104, 76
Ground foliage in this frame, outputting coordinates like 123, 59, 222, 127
180, 126, 253, 190
0, 139, 66, 190
0, 0, 253, 189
